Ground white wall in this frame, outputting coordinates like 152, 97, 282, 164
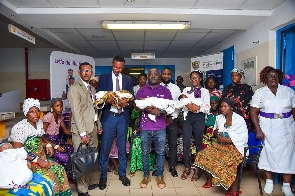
205, 0, 295, 90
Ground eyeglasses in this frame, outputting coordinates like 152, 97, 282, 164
267, 74, 279, 79
81, 69, 93, 73
190, 77, 201, 81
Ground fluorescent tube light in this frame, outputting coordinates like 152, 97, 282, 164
129, 72, 142, 75
102, 21, 190, 30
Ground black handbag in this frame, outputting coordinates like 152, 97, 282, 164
70, 143, 100, 179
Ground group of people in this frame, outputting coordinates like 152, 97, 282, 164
1, 54, 294, 196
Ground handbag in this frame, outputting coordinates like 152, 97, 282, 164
70, 143, 100, 179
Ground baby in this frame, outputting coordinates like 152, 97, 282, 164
0, 142, 33, 189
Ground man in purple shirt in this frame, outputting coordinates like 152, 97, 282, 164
135, 68, 172, 189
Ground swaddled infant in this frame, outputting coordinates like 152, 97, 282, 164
0, 143, 32, 189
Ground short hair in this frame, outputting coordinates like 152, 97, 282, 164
259, 66, 284, 84
113, 55, 125, 63
137, 73, 147, 80
205, 75, 220, 90
177, 76, 183, 80
68, 69, 73, 71
161, 67, 172, 73
79, 62, 92, 70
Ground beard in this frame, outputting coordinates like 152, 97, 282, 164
162, 79, 171, 85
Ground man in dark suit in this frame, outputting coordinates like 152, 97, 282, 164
97, 55, 134, 190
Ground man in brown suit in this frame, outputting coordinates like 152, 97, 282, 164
68, 62, 99, 196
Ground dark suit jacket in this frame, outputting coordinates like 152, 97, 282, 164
98, 72, 134, 123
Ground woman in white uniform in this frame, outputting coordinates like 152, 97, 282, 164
250, 66, 295, 196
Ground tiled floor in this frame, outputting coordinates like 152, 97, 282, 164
70, 161, 286, 196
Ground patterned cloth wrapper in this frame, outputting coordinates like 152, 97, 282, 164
0, 173, 54, 196
43, 134, 74, 181
24, 135, 72, 196
193, 142, 243, 190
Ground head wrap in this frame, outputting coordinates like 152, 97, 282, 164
90, 77, 98, 82
23, 98, 40, 116
231, 68, 245, 79
50, 97, 62, 107
210, 95, 220, 102
222, 98, 236, 108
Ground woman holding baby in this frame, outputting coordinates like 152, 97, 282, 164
180, 70, 210, 181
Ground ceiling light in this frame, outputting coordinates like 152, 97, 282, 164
102, 21, 190, 30
129, 72, 142, 75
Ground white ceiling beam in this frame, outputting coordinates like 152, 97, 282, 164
12, 8, 270, 16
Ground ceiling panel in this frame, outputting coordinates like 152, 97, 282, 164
174, 32, 207, 41
144, 41, 171, 49
202, 32, 234, 42
77, 28, 114, 40
169, 40, 197, 48
145, 31, 176, 41
195, 0, 245, 9
239, 0, 286, 10
113, 31, 145, 40
89, 40, 118, 48
7, 0, 52, 8
117, 40, 144, 49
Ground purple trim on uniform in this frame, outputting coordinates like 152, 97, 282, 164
136, 84, 172, 131
259, 111, 292, 119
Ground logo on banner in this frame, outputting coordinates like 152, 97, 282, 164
192, 61, 200, 70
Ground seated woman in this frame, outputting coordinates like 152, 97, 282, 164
42, 97, 74, 181
0, 142, 54, 196
8, 98, 72, 196
193, 98, 248, 196
202, 95, 220, 149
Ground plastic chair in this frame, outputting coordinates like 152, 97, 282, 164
237, 131, 263, 196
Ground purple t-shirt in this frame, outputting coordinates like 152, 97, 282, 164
136, 84, 172, 131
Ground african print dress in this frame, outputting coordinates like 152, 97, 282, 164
8, 119, 72, 196
42, 112, 74, 180
194, 113, 248, 190
221, 83, 254, 131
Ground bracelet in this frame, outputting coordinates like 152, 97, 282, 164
54, 145, 60, 150
32, 157, 39, 163
46, 143, 52, 148
28, 153, 36, 162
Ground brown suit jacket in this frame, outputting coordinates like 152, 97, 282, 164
68, 79, 95, 135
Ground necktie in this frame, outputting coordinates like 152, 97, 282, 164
87, 85, 92, 97
115, 75, 122, 113
116, 74, 120, 91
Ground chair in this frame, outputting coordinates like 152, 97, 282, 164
237, 132, 263, 196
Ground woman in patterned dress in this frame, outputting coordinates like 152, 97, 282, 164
221, 68, 254, 131
8, 98, 72, 196
194, 98, 248, 196
42, 98, 74, 181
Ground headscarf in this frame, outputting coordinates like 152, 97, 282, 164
231, 68, 245, 79
210, 95, 220, 102
222, 97, 236, 109
23, 98, 40, 116
50, 97, 62, 107
90, 76, 98, 83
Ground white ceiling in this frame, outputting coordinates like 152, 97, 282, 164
0, 0, 286, 58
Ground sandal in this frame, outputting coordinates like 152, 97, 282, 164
107, 165, 114, 172
202, 182, 212, 188
225, 190, 242, 196
181, 169, 190, 180
292, 185, 295, 193
191, 169, 201, 181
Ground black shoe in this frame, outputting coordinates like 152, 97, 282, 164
98, 178, 107, 190
119, 175, 130, 186
88, 183, 99, 190
78, 192, 90, 196
152, 170, 157, 176
169, 168, 178, 177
